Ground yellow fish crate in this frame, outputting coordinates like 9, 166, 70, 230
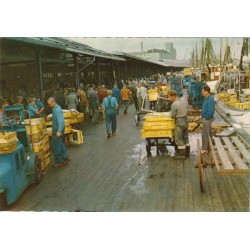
143, 123, 174, 130
218, 93, 229, 99
148, 89, 158, 101
234, 102, 250, 110
66, 129, 84, 144
0, 131, 17, 142
76, 113, 84, 123
25, 119, 45, 129
141, 129, 173, 138
0, 136, 18, 154
144, 112, 175, 122
31, 141, 43, 153
63, 112, 78, 119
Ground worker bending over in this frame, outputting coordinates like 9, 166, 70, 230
169, 90, 190, 159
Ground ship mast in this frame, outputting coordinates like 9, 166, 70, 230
195, 42, 199, 68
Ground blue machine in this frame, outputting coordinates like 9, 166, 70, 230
0, 105, 42, 210
187, 82, 206, 109
182, 76, 193, 88
168, 76, 183, 97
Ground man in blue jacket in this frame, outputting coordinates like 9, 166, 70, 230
47, 97, 71, 168
201, 85, 215, 154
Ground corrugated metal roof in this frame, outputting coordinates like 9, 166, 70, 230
6, 37, 125, 61
121, 53, 189, 68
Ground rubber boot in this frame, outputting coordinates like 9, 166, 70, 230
174, 149, 186, 160
186, 145, 190, 157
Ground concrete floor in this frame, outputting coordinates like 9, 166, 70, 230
8, 96, 249, 212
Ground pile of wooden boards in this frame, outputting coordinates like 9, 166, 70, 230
25, 118, 50, 172
141, 112, 175, 138
0, 132, 18, 154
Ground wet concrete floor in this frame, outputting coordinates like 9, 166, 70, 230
8, 95, 249, 212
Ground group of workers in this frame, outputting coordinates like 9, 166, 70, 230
169, 84, 215, 159
0, 77, 216, 167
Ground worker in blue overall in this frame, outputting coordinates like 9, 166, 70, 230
35, 97, 45, 117
102, 90, 118, 138
27, 98, 38, 118
111, 83, 121, 114
47, 97, 71, 168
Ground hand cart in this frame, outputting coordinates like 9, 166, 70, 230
145, 136, 176, 157
135, 97, 155, 126
196, 134, 250, 192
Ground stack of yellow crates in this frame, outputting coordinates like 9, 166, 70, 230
25, 118, 50, 172
141, 112, 175, 138
160, 85, 169, 96
234, 102, 250, 110
0, 132, 18, 154
148, 89, 158, 101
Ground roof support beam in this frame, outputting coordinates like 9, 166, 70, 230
36, 50, 44, 103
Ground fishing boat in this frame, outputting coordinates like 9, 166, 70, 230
215, 38, 250, 117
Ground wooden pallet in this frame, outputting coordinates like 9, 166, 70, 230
196, 135, 250, 192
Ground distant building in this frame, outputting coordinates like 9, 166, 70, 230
165, 42, 176, 60
130, 42, 177, 60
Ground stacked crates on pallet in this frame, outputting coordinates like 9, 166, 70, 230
0, 132, 18, 154
25, 118, 50, 172
140, 112, 175, 138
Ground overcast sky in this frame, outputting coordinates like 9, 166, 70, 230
69, 37, 244, 60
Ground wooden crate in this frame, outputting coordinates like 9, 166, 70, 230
0, 132, 17, 142
143, 121, 175, 130
31, 141, 43, 153
141, 129, 173, 139
0, 141, 17, 154
63, 112, 77, 119
67, 129, 84, 144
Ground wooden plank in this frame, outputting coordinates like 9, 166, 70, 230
213, 137, 234, 170
208, 136, 221, 172
183, 157, 194, 211
222, 137, 249, 170
217, 169, 249, 175
231, 136, 250, 164
174, 159, 185, 211
205, 165, 225, 211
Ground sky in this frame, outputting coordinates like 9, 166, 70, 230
69, 37, 244, 60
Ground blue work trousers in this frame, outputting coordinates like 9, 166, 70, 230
105, 111, 116, 134
52, 135, 69, 164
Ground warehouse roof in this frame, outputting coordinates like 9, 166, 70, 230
120, 53, 189, 68
6, 37, 125, 61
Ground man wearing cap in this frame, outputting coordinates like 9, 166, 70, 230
102, 90, 118, 138
15, 96, 28, 107
27, 98, 39, 118
30, 95, 45, 117
169, 90, 190, 159
47, 97, 71, 168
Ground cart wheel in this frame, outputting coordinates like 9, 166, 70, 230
197, 139, 204, 192
0, 191, 7, 211
34, 156, 42, 184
